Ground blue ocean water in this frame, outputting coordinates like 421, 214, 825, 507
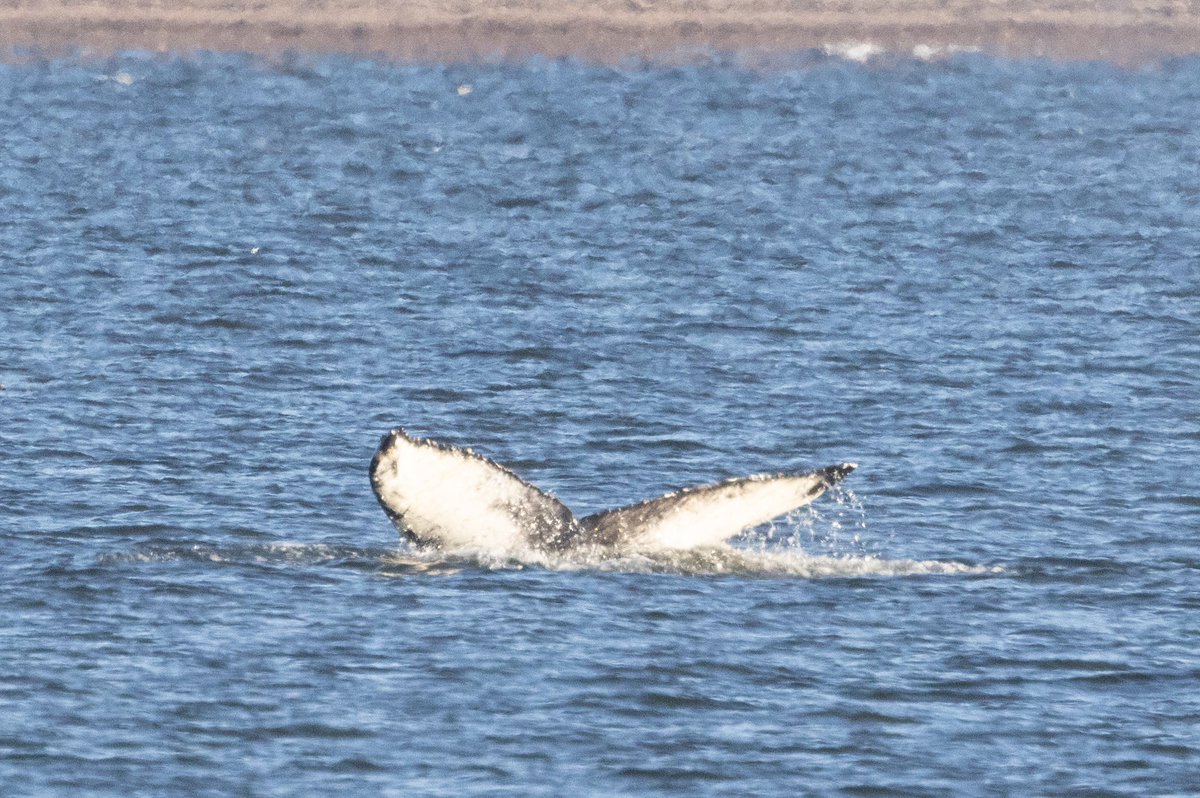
1, 51, 1199, 795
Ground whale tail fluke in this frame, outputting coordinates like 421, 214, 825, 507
370, 429, 855, 554
818, 462, 858, 487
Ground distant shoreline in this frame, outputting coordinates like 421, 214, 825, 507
4, 2, 1200, 63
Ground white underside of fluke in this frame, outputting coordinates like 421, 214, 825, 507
370, 435, 541, 552
593, 474, 835, 550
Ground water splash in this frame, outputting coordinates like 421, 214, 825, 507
754, 483, 875, 557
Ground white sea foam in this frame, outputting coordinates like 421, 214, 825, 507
913, 43, 983, 61
823, 41, 884, 63
820, 41, 983, 63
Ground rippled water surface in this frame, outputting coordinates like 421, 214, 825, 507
2, 52, 1199, 795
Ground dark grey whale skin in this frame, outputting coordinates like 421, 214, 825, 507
370, 429, 855, 552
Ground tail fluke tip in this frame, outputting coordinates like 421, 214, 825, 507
820, 462, 857, 486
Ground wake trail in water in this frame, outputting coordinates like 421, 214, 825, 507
97, 487, 995, 577
99, 540, 994, 578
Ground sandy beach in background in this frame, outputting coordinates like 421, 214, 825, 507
2, 0, 1200, 62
